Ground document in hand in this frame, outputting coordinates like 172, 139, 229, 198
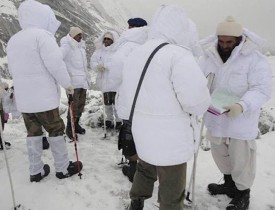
207, 89, 240, 116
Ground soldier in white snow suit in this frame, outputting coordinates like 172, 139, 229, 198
6, 0, 83, 182
60, 26, 91, 140
0, 81, 11, 150
116, 5, 211, 210
200, 16, 272, 210
90, 30, 120, 130
111, 17, 148, 182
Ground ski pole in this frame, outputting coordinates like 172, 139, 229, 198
0, 113, 21, 209
185, 165, 194, 205
186, 72, 215, 207
68, 95, 83, 179
100, 70, 107, 139
117, 155, 128, 166
185, 116, 205, 208
112, 104, 116, 135
102, 92, 107, 138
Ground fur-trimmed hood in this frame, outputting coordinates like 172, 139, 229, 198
93, 30, 120, 50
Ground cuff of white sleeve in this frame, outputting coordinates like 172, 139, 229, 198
237, 101, 247, 113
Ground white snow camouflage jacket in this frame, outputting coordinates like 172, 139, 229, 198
200, 35, 272, 140
7, 0, 72, 113
116, 5, 211, 166
90, 31, 120, 92
109, 26, 148, 91
60, 34, 91, 89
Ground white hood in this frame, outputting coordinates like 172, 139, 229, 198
148, 5, 196, 48
112, 26, 148, 51
200, 28, 268, 54
94, 30, 120, 50
18, 0, 60, 35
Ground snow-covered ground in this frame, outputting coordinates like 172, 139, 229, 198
0, 57, 275, 210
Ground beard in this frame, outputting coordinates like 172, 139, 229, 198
218, 45, 234, 63
217, 36, 242, 63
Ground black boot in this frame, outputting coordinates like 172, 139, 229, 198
30, 164, 50, 182
75, 117, 85, 134
226, 189, 250, 210
105, 120, 114, 130
122, 161, 137, 182
208, 174, 237, 198
66, 121, 78, 141
56, 161, 83, 179
42, 136, 49, 150
128, 198, 144, 210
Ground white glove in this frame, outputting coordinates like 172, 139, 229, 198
97, 64, 105, 72
223, 103, 243, 118
65, 86, 74, 95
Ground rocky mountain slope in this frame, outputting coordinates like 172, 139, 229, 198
0, 0, 129, 78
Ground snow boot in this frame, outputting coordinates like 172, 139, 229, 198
56, 161, 83, 179
122, 161, 137, 182
208, 174, 237, 198
75, 117, 85, 134
66, 121, 78, 141
128, 198, 144, 210
30, 164, 50, 182
226, 189, 250, 210
42, 136, 50, 150
105, 120, 114, 130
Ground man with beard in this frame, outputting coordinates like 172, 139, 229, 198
200, 16, 272, 210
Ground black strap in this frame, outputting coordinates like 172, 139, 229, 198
129, 42, 169, 122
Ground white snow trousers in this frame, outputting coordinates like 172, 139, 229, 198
27, 136, 69, 175
27, 136, 44, 175
207, 134, 256, 190
48, 136, 70, 174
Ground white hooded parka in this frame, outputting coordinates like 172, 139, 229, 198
110, 26, 148, 91
90, 31, 120, 92
116, 5, 211, 166
7, 0, 72, 113
60, 34, 90, 89
200, 36, 272, 140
